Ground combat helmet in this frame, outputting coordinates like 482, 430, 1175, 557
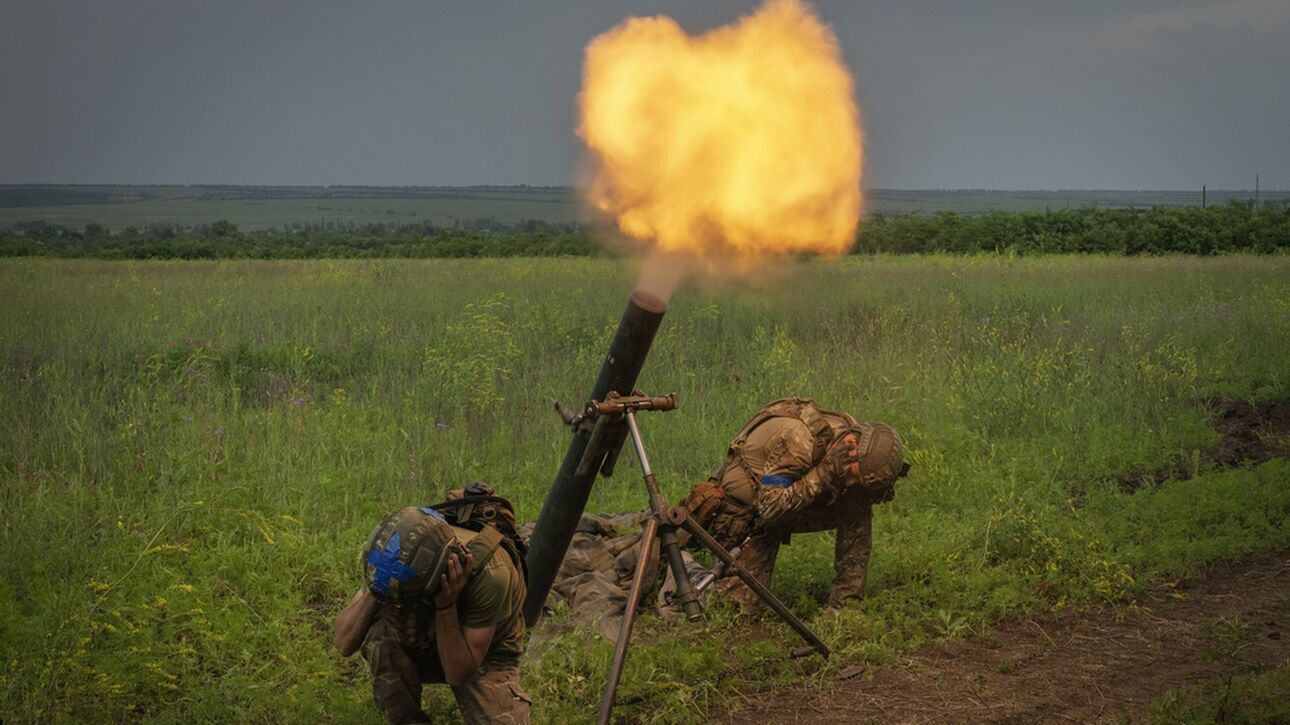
362, 506, 467, 604
850, 422, 907, 489
817, 410, 906, 486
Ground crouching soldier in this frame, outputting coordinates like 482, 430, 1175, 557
334, 484, 531, 724
683, 398, 908, 609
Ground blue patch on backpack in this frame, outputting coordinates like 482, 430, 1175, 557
366, 531, 418, 596
761, 475, 794, 487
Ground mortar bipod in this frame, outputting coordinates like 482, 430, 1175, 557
591, 392, 831, 725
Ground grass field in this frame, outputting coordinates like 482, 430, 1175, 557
1, 255, 1288, 722
3, 185, 1284, 231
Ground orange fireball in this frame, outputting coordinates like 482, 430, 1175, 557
579, 0, 863, 261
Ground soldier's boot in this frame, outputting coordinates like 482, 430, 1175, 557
718, 529, 781, 612
361, 619, 432, 724
827, 502, 873, 608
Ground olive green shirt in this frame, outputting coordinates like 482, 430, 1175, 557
454, 525, 526, 661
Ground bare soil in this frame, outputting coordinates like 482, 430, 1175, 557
719, 552, 1289, 724
1115, 397, 1290, 491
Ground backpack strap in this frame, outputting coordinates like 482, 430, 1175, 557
454, 523, 528, 585
453, 525, 502, 568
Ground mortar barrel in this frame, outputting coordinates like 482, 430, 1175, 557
522, 289, 667, 625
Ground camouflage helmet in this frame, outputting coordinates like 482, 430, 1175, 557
850, 422, 905, 488
362, 506, 466, 605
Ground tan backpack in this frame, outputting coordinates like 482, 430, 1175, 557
429, 482, 528, 582
683, 398, 842, 547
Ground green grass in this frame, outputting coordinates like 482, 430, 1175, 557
1, 255, 1287, 722
1150, 616, 1290, 724
1151, 665, 1290, 724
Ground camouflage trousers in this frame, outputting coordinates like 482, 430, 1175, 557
721, 486, 873, 609
361, 619, 532, 724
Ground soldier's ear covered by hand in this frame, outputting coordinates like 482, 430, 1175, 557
843, 433, 861, 483
822, 433, 861, 487
433, 553, 475, 609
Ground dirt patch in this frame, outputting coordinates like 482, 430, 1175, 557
1115, 397, 1290, 491
1207, 397, 1290, 466
717, 552, 1290, 724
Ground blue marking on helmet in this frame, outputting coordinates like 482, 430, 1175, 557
366, 531, 418, 596
419, 506, 447, 523
761, 475, 794, 487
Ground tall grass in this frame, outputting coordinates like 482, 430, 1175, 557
1, 256, 1287, 722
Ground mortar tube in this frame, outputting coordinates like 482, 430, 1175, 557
522, 289, 667, 626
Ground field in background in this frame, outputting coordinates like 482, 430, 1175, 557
0, 186, 582, 231
1, 256, 1287, 722
3, 184, 1285, 231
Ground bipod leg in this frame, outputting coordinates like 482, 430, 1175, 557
624, 410, 702, 620
598, 514, 659, 725
671, 507, 831, 659
656, 520, 701, 621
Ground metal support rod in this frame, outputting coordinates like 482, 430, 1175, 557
624, 412, 654, 479
679, 512, 831, 659
693, 544, 741, 594
598, 515, 659, 725
655, 506, 701, 621
625, 411, 701, 621
598, 408, 707, 724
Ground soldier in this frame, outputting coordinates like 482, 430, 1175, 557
683, 398, 907, 609
333, 488, 531, 724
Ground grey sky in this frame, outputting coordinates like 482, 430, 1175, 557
2, 0, 1286, 189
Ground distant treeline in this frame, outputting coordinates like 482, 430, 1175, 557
857, 202, 1289, 255
0, 219, 596, 259
2, 203, 1287, 259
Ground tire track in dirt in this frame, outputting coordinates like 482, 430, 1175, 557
720, 552, 1289, 724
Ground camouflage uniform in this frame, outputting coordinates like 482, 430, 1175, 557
362, 619, 529, 724
730, 482, 876, 608
699, 401, 905, 609
361, 523, 531, 724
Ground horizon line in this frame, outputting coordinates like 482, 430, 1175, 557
1, 183, 1285, 194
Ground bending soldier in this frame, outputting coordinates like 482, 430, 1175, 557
334, 485, 531, 724
683, 398, 907, 609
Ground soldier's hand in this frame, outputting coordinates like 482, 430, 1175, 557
822, 433, 861, 488
432, 552, 474, 609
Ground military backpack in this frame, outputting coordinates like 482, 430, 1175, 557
427, 481, 528, 583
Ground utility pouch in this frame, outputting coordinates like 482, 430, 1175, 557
683, 480, 727, 529
681, 477, 755, 550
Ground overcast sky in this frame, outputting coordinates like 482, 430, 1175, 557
2, 0, 1286, 189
